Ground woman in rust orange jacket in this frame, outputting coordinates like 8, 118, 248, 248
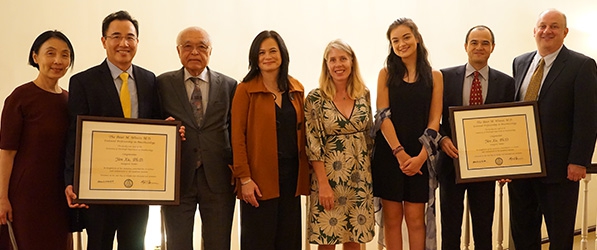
231, 30, 309, 250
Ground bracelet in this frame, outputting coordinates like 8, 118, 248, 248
439, 136, 449, 144
392, 145, 404, 155
241, 179, 253, 185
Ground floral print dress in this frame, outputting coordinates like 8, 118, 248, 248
304, 88, 375, 244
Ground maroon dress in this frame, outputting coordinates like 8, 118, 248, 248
0, 82, 72, 249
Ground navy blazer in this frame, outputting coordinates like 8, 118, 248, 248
513, 46, 597, 183
439, 65, 515, 181
157, 67, 237, 193
64, 60, 161, 185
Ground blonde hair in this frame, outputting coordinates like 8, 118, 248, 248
319, 39, 367, 100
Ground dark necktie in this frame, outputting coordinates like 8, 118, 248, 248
470, 71, 483, 106
524, 58, 545, 101
190, 77, 204, 126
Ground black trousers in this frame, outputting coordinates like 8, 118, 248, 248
508, 178, 579, 250
84, 204, 149, 250
162, 166, 235, 250
439, 179, 495, 250
240, 177, 301, 250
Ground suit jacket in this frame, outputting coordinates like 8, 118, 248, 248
439, 65, 515, 182
65, 60, 161, 185
513, 45, 597, 183
157, 67, 237, 193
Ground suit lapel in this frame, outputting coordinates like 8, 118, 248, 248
204, 69, 221, 120
453, 66, 465, 106
514, 52, 535, 100
133, 65, 146, 117
485, 68, 499, 103
99, 60, 124, 117
171, 69, 200, 129
539, 46, 569, 100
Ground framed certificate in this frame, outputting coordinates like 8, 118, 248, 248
449, 101, 546, 183
74, 116, 181, 205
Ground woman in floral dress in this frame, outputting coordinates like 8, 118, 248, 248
305, 39, 374, 250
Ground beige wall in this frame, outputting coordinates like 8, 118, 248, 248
3, 0, 597, 249
3, 1, 597, 98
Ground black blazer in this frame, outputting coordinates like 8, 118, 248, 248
439, 65, 515, 181
64, 60, 161, 185
513, 46, 597, 183
157, 67, 237, 193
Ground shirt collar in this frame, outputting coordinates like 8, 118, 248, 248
184, 67, 209, 83
534, 45, 563, 68
465, 63, 489, 80
106, 59, 134, 80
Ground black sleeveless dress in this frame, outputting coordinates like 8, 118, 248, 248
372, 77, 432, 203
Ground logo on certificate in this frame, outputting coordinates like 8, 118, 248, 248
124, 179, 134, 188
495, 157, 504, 166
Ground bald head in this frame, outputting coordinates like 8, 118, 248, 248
176, 26, 212, 76
177, 26, 211, 46
534, 9, 568, 56
538, 9, 567, 28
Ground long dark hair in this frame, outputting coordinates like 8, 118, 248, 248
242, 30, 290, 92
385, 18, 432, 87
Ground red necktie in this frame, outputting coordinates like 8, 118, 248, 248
470, 71, 483, 106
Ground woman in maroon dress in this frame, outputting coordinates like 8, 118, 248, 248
0, 30, 75, 249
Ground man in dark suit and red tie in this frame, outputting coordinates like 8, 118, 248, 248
509, 9, 597, 250
64, 10, 162, 250
157, 26, 237, 250
439, 25, 515, 250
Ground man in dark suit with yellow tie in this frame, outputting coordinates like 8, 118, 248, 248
439, 25, 515, 250
157, 26, 237, 250
64, 10, 162, 250
509, 9, 597, 250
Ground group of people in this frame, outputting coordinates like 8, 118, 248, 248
0, 7, 595, 250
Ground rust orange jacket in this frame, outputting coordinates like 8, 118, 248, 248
231, 75, 310, 200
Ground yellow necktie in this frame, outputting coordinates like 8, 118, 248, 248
523, 58, 545, 101
119, 72, 131, 118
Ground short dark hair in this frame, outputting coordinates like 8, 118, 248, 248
465, 25, 495, 44
28, 30, 75, 70
102, 10, 139, 37
242, 30, 290, 92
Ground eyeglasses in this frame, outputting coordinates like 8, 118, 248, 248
178, 44, 210, 53
105, 34, 137, 43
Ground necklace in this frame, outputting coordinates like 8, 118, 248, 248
335, 95, 347, 101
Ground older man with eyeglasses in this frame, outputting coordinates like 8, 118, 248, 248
156, 26, 237, 250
